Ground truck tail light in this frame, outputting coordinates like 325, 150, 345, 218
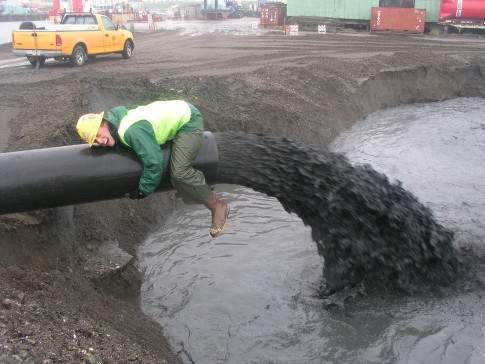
12, 33, 15, 46
55, 34, 62, 47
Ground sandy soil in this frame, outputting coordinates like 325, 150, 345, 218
1, 28, 485, 363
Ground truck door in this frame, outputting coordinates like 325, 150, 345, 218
101, 16, 117, 53
81, 15, 103, 54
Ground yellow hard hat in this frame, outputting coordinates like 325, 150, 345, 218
76, 112, 104, 145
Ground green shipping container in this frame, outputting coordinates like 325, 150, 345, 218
287, 0, 378, 21
415, 0, 440, 22
287, 0, 441, 22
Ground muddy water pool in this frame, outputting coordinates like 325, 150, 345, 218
139, 97, 485, 363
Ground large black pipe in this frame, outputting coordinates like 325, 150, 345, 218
0, 131, 218, 215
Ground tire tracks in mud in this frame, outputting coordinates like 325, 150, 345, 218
1, 32, 485, 83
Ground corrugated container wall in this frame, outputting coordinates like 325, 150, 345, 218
287, 0, 441, 22
260, 3, 287, 26
371, 7, 426, 31
287, 0, 378, 21
415, 0, 440, 22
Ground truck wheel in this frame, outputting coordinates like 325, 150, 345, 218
27, 56, 45, 67
71, 45, 87, 67
122, 40, 134, 59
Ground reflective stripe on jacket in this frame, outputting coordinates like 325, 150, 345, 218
118, 100, 191, 147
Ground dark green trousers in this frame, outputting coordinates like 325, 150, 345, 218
170, 116, 213, 206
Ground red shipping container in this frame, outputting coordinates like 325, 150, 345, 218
260, 3, 287, 27
371, 7, 426, 33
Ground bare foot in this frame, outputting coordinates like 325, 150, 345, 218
209, 200, 230, 238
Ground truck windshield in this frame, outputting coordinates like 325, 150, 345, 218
62, 15, 97, 25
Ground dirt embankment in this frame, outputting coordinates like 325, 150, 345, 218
1, 31, 485, 362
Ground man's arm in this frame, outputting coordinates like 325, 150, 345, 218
123, 121, 164, 197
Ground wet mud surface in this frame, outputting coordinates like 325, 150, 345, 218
1, 25, 485, 362
216, 133, 458, 293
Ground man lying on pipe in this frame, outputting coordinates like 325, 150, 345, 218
76, 99, 230, 238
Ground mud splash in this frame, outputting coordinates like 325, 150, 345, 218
215, 132, 459, 293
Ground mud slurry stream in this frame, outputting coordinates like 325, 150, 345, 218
215, 132, 458, 293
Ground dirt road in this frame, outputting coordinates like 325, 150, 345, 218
1, 27, 485, 363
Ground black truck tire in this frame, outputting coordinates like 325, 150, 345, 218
71, 45, 87, 67
122, 40, 134, 59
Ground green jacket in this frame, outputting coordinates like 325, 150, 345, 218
104, 100, 202, 196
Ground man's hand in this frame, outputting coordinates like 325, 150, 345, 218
127, 190, 146, 200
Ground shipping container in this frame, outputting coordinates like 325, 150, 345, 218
371, 7, 426, 32
286, 0, 485, 31
287, 0, 440, 22
415, 0, 440, 22
260, 3, 287, 26
287, 0, 377, 21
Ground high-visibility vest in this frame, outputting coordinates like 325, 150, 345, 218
118, 100, 191, 147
